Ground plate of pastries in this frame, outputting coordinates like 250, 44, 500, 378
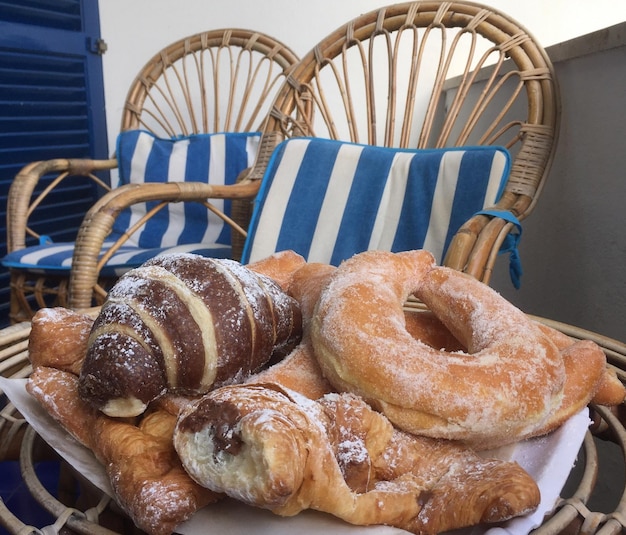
12, 249, 625, 535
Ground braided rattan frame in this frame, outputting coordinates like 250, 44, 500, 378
255, 0, 559, 283
5, 29, 299, 321
120, 28, 300, 136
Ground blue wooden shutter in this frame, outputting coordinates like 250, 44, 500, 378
0, 0, 108, 326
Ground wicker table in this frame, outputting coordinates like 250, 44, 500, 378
1, 317, 625, 535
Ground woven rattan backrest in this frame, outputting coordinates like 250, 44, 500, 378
265, 1, 559, 221
121, 28, 299, 136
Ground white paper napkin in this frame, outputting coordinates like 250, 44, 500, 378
0, 376, 590, 535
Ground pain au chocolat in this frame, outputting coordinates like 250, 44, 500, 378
78, 253, 302, 417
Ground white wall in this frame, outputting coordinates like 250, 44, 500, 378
99, 0, 626, 155
489, 37, 626, 341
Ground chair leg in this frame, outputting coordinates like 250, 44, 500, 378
9, 272, 35, 324
9, 272, 71, 324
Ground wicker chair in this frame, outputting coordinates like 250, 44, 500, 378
66, 0, 559, 313
3, 28, 299, 323
29, 0, 558, 314
235, 0, 560, 283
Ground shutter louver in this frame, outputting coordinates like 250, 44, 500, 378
0, 0, 107, 326
0, 0, 82, 30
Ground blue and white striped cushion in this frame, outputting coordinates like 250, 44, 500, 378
2, 240, 232, 277
242, 138, 510, 266
114, 129, 261, 248
2, 130, 260, 275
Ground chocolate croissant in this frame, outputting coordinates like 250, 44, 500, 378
78, 253, 302, 417
173, 383, 540, 534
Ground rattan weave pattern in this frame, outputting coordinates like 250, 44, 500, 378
250, 0, 560, 284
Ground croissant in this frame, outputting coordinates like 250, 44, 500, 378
78, 253, 302, 417
173, 383, 540, 534
27, 366, 220, 535
248, 262, 337, 400
29, 306, 96, 375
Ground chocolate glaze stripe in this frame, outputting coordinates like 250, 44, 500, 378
256, 274, 294, 353
156, 256, 255, 387
255, 274, 278, 348
131, 265, 219, 390
216, 259, 280, 374
159, 255, 251, 392
210, 260, 258, 375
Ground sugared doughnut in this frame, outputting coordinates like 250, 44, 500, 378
403, 308, 465, 352
536, 322, 625, 407
310, 249, 569, 449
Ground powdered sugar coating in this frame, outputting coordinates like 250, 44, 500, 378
173, 382, 541, 533
311, 250, 565, 449
79, 253, 302, 417
174, 384, 319, 508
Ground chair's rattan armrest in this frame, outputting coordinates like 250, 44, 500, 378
444, 211, 520, 285
0, 320, 32, 460
68, 179, 261, 310
6, 158, 117, 253
444, 187, 536, 284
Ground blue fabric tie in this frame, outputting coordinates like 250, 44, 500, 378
476, 210, 523, 289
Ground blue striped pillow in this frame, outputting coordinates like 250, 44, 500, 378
242, 138, 510, 265
1, 131, 261, 276
113, 130, 261, 248
1, 240, 234, 277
